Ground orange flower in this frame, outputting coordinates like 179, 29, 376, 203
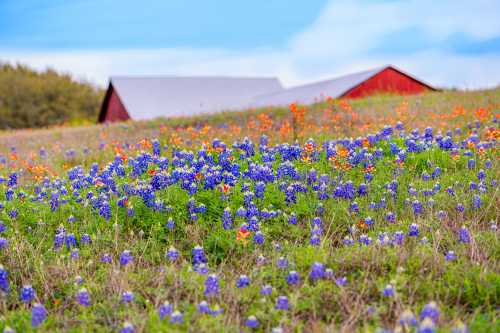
221, 183, 231, 194
236, 228, 251, 242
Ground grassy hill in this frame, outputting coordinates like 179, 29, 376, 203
0, 81, 498, 332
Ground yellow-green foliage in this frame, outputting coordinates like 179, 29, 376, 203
0, 63, 103, 129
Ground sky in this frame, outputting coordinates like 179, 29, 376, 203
1, 0, 500, 88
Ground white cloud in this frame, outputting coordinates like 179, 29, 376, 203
1, 0, 499, 89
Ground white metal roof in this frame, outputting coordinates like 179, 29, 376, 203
110, 76, 283, 120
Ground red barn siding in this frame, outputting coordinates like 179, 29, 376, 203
342, 67, 433, 99
99, 84, 130, 122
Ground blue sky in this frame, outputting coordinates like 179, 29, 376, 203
1, 0, 500, 88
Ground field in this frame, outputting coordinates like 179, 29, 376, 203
0, 88, 499, 332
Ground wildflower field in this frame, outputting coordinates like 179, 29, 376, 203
0, 89, 498, 332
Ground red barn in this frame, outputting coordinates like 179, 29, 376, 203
252, 65, 436, 107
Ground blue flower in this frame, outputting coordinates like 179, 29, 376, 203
166, 247, 180, 261
286, 271, 300, 286
382, 284, 395, 297
277, 257, 288, 269
458, 226, 470, 243
309, 262, 325, 282
119, 250, 134, 266
408, 223, 419, 237
31, 303, 47, 327
170, 311, 183, 324
0, 264, 9, 293
398, 309, 417, 326
159, 301, 173, 320
275, 296, 289, 310
245, 315, 259, 328
121, 291, 134, 303
418, 318, 436, 333
204, 274, 220, 297
76, 288, 90, 307
445, 251, 457, 261
236, 275, 250, 288
20, 285, 36, 303
198, 300, 210, 314
260, 284, 272, 296
119, 322, 135, 333
420, 302, 440, 323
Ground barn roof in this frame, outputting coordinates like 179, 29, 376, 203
106, 76, 283, 120
252, 65, 434, 107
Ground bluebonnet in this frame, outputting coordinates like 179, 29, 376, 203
418, 318, 436, 333
204, 274, 220, 297
286, 271, 300, 285
420, 302, 440, 323
120, 250, 134, 266
121, 291, 134, 303
159, 301, 173, 319
166, 217, 175, 230
260, 284, 272, 296
275, 296, 289, 310
198, 300, 210, 314
277, 257, 288, 269
398, 309, 417, 326
383, 284, 395, 297
192, 245, 207, 267
245, 315, 259, 328
458, 226, 470, 243
309, 262, 325, 281
253, 231, 264, 245
445, 251, 457, 261
0, 264, 9, 293
408, 223, 419, 237
101, 254, 112, 264
236, 275, 250, 288
76, 288, 90, 306
119, 322, 135, 333
31, 303, 47, 327
166, 247, 179, 261
170, 311, 183, 324
20, 285, 36, 303
335, 277, 347, 287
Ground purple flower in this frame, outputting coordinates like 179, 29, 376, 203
100, 253, 112, 263
159, 301, 173, 319
80, 233, 92, 245
418, 318, 436, 333
20, 285, 36, 303
166, 247, 180, 261
412, 200, 423, 215
408, 223, 419, 237
121, 291, 134, 303
253, 231, 264, 245
76, 288, 90, 306
472, 195, 481, 209
383, 284, 395, 297
420, 302, 440, 323
120, 250, 133, 266
286, 271, 300, 286
335, 276, 347, 287
398, 309, 417, 326
309, 262, 325, 281
192, 245, 207, 267
275, 296, 289, 310
170, 311, 183, 324
0, 264, 9, 293
458, 226, 470, 243
245, 315, 259, 328
166, 217, 175, 230
277, 257, 288, 269
260, 284, 272, 295
198, 300, 210, 314
119, 322, 135, 333
31, 303, 47, 327
204, 274, 220, 297
445, 251, 457, 261
236, 275, 250, 288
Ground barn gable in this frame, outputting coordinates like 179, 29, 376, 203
99, 76, 283, 122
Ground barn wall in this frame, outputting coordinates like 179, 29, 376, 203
104, 88, 130, 122
342, 67, 431, 99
